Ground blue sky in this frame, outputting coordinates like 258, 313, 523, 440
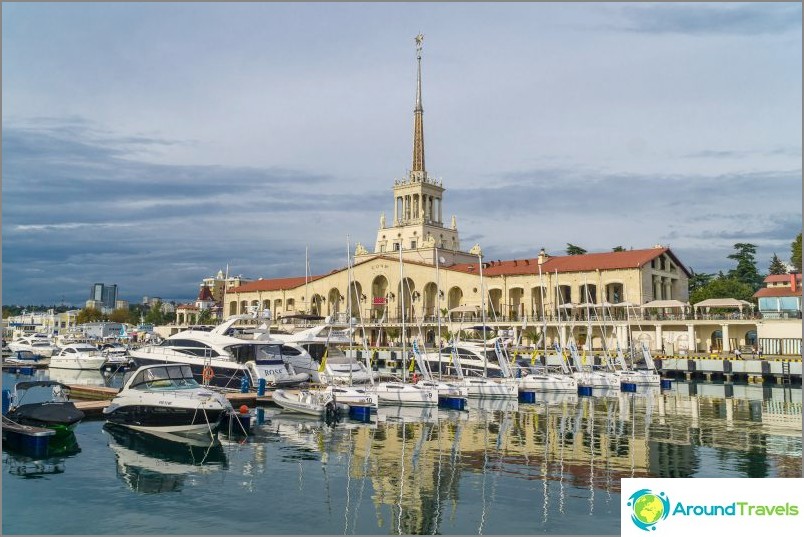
2, 2, 801, 305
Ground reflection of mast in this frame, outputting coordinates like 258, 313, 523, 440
478, 409, 490, 535
588, 397, 596, 516
350, 427, 375, 535
542, 400, 550, 524
396, 422, 408, 535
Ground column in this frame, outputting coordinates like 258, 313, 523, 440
721, 323, 730, 352
655, 324, 663, 353
437, 197, 442, 223
687, 324, 696, 353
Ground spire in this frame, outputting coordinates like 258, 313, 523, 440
412, 33, 425, 174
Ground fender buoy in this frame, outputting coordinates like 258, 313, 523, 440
202, 366, 214, 383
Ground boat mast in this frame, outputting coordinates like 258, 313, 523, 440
478, 249, 487, 378
399, 245, 407, 382
538, 263, 549, 360
435, 246, 442, 380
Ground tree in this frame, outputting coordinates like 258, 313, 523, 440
690, 277, 755, 305
727, 243, 763, 291
566, 243, 587, 255
144, 301, 166, 326
108, 308, 132, 323
688, 270, 715, 294
768, 253, 788, 275
612, 246, 626, 252
76, 307, 104, 324
197, 308, 214, 325
792, 233, 802, 272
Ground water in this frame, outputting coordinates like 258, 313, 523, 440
2, 369, 801, 534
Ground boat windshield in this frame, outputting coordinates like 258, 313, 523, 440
129, 365, 199, 390
227, 343, 283, 364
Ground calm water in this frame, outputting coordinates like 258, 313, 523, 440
2, 369, 802, 535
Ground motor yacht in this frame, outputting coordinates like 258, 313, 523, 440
8, 334, 60, 358
129, 316, 310, 390
102, 363, 233, 437
49, 343, 107, 370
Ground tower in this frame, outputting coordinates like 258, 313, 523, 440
359, 35, 476, 267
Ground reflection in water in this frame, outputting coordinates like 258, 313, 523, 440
2, 432, 81, 478
103, 424, 228, 493
295, 383, 801, 534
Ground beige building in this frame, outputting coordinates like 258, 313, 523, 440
223, 37, 693, 350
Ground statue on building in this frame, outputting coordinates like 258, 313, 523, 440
355, 243, 369, 256
380, 212, 386, 229
451, 215, 457, 230
469, 244, 483, 257
424, 234, 436, 247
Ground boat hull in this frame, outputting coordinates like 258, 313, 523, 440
49, 356, 107, 370
103, 405, 229, 436
516, 374, 578, 393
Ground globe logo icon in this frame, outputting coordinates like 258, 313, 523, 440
627, 489, 670, 531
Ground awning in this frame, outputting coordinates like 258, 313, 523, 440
448, 305, 479, 314
640, 300, 690, 310
693, 298, 754, 310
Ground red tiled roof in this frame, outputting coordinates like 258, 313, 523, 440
753, 287, 802, 298
197, 285, 214, 301
228, 275, 325, 293
449, 248, 690, 277
764, 273, 802, 283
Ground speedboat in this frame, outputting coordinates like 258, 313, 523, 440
99, 343, 133, 369
129, 316, 310, 390
272, 389, 341, 419
102, 363, 233, 437
4, 350, 47, 366
49, 343, 107, 370
8, 335, 60, 358
4, 381, 86, 439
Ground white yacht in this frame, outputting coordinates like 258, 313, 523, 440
8, 334, 60, 358
129, 316, 309, 390
49, 343, 107, 370
265, 326, 378, 385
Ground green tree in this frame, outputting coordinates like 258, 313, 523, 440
727, 243, 763, 291
76, 307, 104, 324
144, 301, 166, 326
108, 308, 132, 323
792, 233, 802, 272
768, 253, 788, 275
612, 246, 626, 252
197, 308, 214, 325
688, 270, 715, 294
566, 243, 587, 255
690, 277, 756, 305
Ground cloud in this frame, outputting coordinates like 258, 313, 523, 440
617, 3, 802, 36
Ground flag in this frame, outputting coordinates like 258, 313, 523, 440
581, 350, 587, 365
530, 349, 538, 365
318, 347, 328, 373
408, 355, 416, 372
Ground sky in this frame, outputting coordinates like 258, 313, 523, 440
2, 2, 802, 306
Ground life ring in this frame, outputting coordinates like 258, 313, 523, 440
202, 366, 214, 383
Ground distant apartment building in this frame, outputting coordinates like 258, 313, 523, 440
89, 283, 118, 312
753, 273, 802, 319
115, 299, 129, 311
202, 269, 252, 303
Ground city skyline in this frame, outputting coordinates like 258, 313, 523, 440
3, 2, 802, 305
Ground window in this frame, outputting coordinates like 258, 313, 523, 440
411, 240, 416, 249
393, 243, 400, 251
380, 244, 386, 252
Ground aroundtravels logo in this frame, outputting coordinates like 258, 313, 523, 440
627, 489, 670, 531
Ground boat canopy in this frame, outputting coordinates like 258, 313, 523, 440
14, 381, 71, 392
